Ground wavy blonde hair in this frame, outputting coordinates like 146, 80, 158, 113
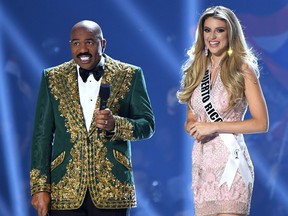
177, 6, 259, 109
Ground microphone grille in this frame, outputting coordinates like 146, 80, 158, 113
99, 84, 110, 100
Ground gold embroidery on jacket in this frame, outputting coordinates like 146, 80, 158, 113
112, 116, 135, 141
51, 140, 87, 209
47, 60, 86, 143
87, 56, 136, 141
104, 56, 136, 141
51, 152, 66, 172
113, 149, 132, 171
89, 138, 136, 208
30, 169, 50, 195
45, 57, 137, 209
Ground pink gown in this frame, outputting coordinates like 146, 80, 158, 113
190, 70, 254, 216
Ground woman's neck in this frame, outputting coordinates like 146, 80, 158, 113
210, 56, 223, 70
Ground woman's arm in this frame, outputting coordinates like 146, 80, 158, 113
185, 106, 199, 138
215, 66, 269, 134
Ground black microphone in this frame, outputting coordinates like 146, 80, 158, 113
99, 84, 110, 110
98, 84, 110, 134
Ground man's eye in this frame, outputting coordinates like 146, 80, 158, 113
72, 42, 80, 46
87, 41, 94, 45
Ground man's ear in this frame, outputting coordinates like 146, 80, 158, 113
102, 39, 107, 53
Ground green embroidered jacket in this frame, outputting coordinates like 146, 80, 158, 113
30, 55, 155, 210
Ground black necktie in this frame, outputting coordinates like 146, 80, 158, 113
79, 66, 104, 83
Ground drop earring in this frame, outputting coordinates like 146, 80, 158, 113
227, 46, 233, 56
205, 46, 209, 57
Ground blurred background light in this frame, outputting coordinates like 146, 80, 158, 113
0, 0, 287, 215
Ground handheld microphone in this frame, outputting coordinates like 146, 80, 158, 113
98, 84, 111, 134
99, 84, 110, 110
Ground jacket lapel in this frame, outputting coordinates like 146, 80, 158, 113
63, 60, 88, 135
87, 55, 134, 137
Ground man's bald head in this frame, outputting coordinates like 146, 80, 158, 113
70, 20, 104, 39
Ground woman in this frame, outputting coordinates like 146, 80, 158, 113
177, 6, 268, 216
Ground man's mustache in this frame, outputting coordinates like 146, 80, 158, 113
77, 52, 92, 58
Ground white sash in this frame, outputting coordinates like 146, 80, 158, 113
200, 70, 253, 190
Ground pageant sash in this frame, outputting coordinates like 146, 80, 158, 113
200, 70, 253, 190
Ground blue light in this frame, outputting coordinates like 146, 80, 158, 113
181, 0, 201, 214
0, 3, 46, 79
0, 2, 48, 215
133, 187, 161, 216
111, 0, 181, 75
251, 143, 288, 208
0, 32, 28, 216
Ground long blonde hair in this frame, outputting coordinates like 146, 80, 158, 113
177, 6, 259, 109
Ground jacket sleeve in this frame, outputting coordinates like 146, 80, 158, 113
111, 67, 155, 141
30, 71, 54, 195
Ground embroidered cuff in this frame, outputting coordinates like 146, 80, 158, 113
30, 169, 51, 195
110, 116, 135, 141
105, 128, 116, 138
31, 184, 51, 196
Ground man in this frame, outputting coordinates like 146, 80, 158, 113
30, 20, 155, 216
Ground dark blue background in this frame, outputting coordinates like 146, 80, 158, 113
1, 0, 287, 215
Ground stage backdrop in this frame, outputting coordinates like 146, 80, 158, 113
0, 0, 287, 215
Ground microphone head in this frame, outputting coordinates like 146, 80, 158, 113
99, 84, 110, 100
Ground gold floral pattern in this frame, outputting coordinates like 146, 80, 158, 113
111, 116, 135, 141
30, 169, 50, 194
51, 152, 66, 172
113, 149, 132, 171
43, 56, 137, 209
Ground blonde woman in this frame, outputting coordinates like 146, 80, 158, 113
177, 6, 268, 216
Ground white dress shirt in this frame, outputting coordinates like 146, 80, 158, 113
77, 57, 105, 132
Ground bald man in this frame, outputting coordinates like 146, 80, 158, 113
30, 20, 155, 216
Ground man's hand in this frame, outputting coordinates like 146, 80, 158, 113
96, 108, 115, 131
31, 191, 51, 216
